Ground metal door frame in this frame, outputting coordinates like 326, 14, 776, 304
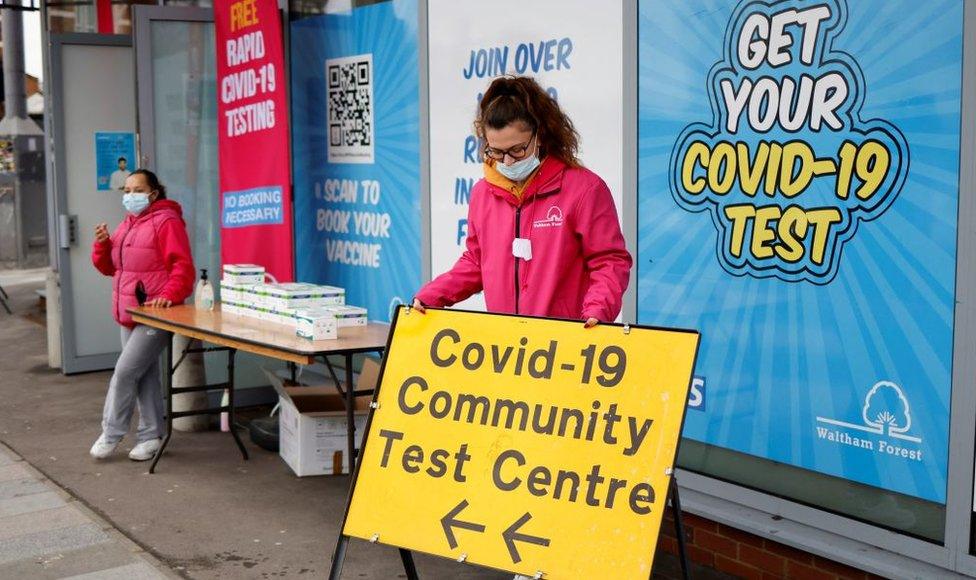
50, 33, 132, 374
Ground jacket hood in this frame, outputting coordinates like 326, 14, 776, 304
126, 198, 184, 223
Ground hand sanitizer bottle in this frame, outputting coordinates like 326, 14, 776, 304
194, 269, 214, 311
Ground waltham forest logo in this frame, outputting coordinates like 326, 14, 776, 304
533, 205, 564, 229
669, 0, 909, 284
815, 381, 922, 462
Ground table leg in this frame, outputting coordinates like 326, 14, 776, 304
345, 354, 356, 473
149, 332, 174, 474
226, 348, 248, 460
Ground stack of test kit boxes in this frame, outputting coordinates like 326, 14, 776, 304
219, 264, 367, 340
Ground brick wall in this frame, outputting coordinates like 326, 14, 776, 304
657, 508, 886, 580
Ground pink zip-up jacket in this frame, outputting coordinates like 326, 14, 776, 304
417, 157, 632, 321
91, 199, 196, 328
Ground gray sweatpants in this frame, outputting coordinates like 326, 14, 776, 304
101, 324, 169, 444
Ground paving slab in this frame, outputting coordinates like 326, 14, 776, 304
0, 505, 91, 542
63, 561, 170, 580
0, 491, 66, 518
0, 477, 52, 500
0, 461, 34, 482
0, 541, 160, 580
0, 450, 16, 467
0, 523, 110, 565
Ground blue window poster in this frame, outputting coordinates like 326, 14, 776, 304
94, 132, 136, 192
637, 0, 964, 503
291, 0, 421, 322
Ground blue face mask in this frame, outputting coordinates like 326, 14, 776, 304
496, 153, 541, 182
123, 193, 151, 215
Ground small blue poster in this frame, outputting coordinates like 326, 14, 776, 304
95, 132, 136, 192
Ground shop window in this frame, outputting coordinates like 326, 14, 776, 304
289, 0, 387, 21
46, 0, 97, 33
679, 440, 945, 543
161, 0, 213, 7
111, 0, 158, 34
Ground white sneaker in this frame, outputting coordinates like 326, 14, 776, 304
128, 438, 162, 461
89, 434, 120, 459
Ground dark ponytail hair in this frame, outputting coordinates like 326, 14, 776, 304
130, 169, 167, 199
475, 75, 581, 167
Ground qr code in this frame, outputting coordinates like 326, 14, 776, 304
326, 53, 375, 164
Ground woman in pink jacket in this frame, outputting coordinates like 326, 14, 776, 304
89, 169, 195, 461
414, 75, 632, 327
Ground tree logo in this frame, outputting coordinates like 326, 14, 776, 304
534, 206, 565, 229
816, 380, 921, 443
862, 381, 912, 437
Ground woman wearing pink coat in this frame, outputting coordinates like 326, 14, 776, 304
414, 75, 632, 328
89, 169, 195, 462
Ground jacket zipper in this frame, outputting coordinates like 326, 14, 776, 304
514, 206, 521, 314
116, 224, 133, 322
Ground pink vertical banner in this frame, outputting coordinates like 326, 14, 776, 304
214, 0, 294, 282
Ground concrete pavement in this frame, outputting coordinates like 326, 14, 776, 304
0, 442, 176, 579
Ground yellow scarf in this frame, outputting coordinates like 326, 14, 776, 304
483, 159, 542, 201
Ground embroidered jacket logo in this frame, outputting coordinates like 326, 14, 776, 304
534, 206, 564, 229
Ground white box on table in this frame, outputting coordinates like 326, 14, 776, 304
219, 281, 251, 304
263, 283, 345, 310
294, 308, 338, 340
241, 304, 263, 320
320, 305, 367, 327
305, 285, 345, 307
222, 264, 266, 285
246, 284, 274, 308
275, 309, 297, 328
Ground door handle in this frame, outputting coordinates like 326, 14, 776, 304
58, 214, 77, 249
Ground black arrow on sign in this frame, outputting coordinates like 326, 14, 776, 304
502, 512, 551, 564
441, 500, 487, 549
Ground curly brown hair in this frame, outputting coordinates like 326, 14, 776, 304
475, 76, 581, 168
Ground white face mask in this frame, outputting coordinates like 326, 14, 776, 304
123, 192, 151, 214
495, 152, 541, 182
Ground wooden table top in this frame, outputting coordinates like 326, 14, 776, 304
128, 304, 391, 364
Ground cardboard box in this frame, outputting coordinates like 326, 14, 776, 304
265, 360, 381, 477
295, 308, 338, 340
270, 376, 372, 477
222, 264, 266, 285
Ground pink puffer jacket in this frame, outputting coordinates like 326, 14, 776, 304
91, 199, 196, 328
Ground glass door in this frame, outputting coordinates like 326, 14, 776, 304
132, 5, 287, 389
133, 6, 219, 284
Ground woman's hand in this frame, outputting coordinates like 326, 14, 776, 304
94, 223, 110, 244
146, 298, 172, 308
411, 298, 426, 314
584, 318, 599, 329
